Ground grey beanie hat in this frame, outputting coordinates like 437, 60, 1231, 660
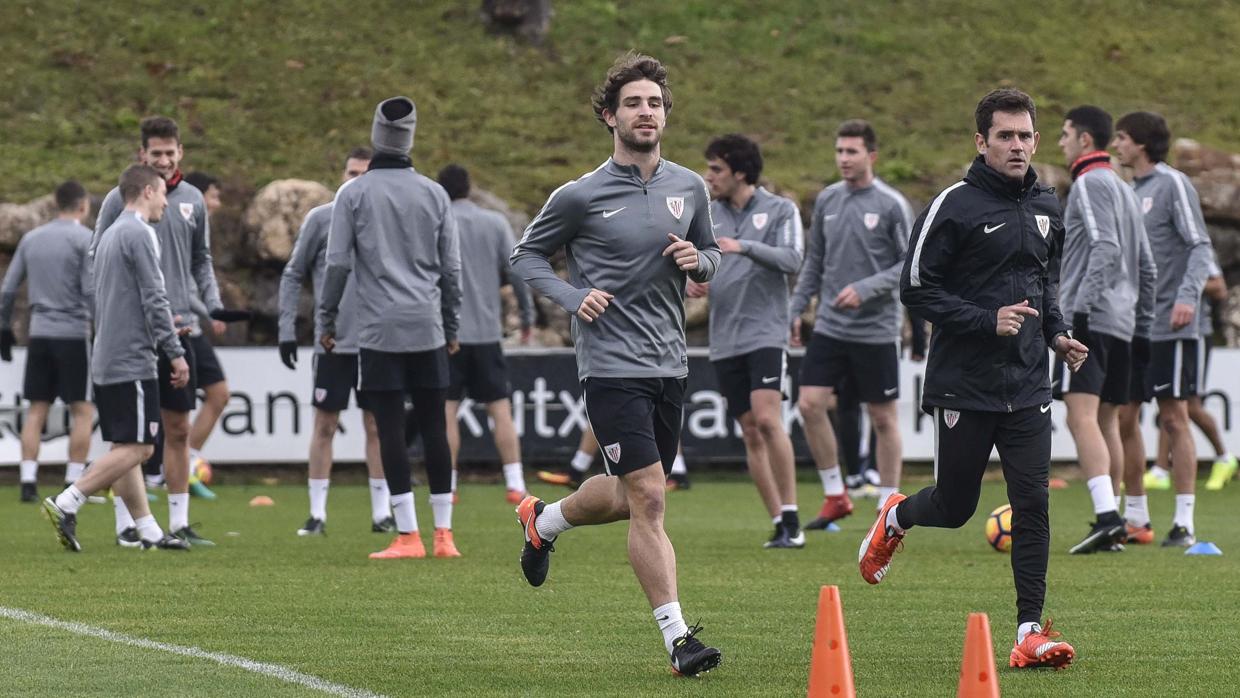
371, 96, 417, 155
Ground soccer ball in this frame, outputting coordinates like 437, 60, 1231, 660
984, 504, 1012, 552
192, 457, 214, 485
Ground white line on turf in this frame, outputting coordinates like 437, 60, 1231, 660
0, 606, 387, 698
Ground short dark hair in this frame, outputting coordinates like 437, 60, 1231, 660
836, 119, 878, 152
437, 164, 471, 200
344, 147, 372, 167
139, 116, 180, 148
54, 180, 88, 212
592, 52, 672, 134
183, 171, 218, 193
1115, 111, 1171, 163
118, 164, 163, 203
704, 134, 763, 185
975, 88, 1037, 139
1065, 105, 1112, 151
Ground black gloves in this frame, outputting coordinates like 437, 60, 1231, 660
0, 329, 13, 362
1132, 335, 1151, 366
279, 341, 298, 370
210, 309, 252, 322
1072, 313, 1091, 347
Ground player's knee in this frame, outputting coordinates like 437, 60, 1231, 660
164, 417, 190, 441
754, 413, 783, 439
869, 409, 897, 433
738, 417, 764, 445
626, 478, 666, 522
943, 506, 975, 529
313, 415, 338, 441
135, 444, 155, 461
798, 394, 831, 418
1008, 486, 1048, 519
206, 383, 230, 408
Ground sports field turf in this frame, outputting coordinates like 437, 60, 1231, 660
2, 473, 1237, 697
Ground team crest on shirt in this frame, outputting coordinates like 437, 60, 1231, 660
179, 202, 195, 223
944, 410, 960, 429
751, 213, 768, 230
666, 196, 685, 220
863, 212, 880, 230
149, 422, 160, 437
1142, 196, 1154, 214
603, 442, 622, 464
1035, 215, 1051, 238
315, 388, 327, 403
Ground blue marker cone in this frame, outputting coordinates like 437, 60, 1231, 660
1185, 541, 1223, 556
827, 522, 841, 533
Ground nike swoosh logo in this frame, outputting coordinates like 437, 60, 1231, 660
883, 387, 898, 396
1040, 403, 1051, 414
1154, 383, 1171, 392
602, 207, 626, 218
761, 376, 779, 384
984, 222, 1006, 234
656, 615, 670, 622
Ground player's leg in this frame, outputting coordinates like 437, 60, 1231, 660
444, 399, 462, 469
738, 410, 780, 532
865, 399, 901, 510
1152, 339, 1199, 546
298, 407, 338, 536
54, 338, 93, 486
187, 335, 227, 499
18, 400, 50, 502
66, 401, 94, 481
486, 398, 527, 501
1118, 401, 1153, 542
362, 386, 426, 557
538, 428, 596, 489
855, 341, 902, 509
189, 381, 228, 452
1098, 403, 1124, 503
714, 352, 780, 540
1197, 341, 1237, 489
752, 387, 799, 541
1064, 391, 1124, 554
162, 409, 203, 540
798, 334, 852, 529
360, 406, 393, 531
410, 380, 457, 557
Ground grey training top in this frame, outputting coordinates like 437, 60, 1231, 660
0, 219, 93, 338
707, 187, 803, 361
1132, 163, 1215, 341
452, 199, 535, 345
95, 181, 223, 336
91, 211, 184, 384
1060, 166, 1157, 341
510, 158, 720, 380
790, 178, 913, 343
319, 167, 461, 353
1200, 256, 1221, 338
278, 203, 361, 354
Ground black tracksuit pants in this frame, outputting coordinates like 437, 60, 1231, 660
895, 403, 1052, 625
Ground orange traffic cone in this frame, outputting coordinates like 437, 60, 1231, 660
957, 612, 1000, 697
807, 585, 856, 697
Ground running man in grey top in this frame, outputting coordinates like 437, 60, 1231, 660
452, 196, 535, 344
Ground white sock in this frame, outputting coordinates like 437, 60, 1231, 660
1219, 451, 1234, 463
1114, 495, 1121, 511
570, 449, 593, 472
653, 601, 689, 655
308, 478, 329, 521
885, 503, 905, 534
369, 478, 391, 522
1124, 495, 1150, 526
65, 462, 86, 484
1148, 464, 1170, 478
55, 485, 86, 514
1017, 621, 1041, 644
818, 466, 845, 496
134, 514, 163, 543
429, 492, 453, 529
114, 496, 135, 534
19, 460, 37, 483
1086, 475, 1117, 515
534, 500, 573, 540
781, 504, 798, 514
772, 515, 782, 525
390, 492, 418, 533
145, 473, 164, 488
1174, 494, 1195, 534
670, 453, 687, 475
877, 487, 898, 510
168, 493, 189, 531
502, 462, 526, 492
450, 469, 458, 493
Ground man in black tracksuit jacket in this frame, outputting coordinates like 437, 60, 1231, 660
857, 89, 1088, 670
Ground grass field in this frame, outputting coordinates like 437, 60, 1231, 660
2, 473, 1238, 697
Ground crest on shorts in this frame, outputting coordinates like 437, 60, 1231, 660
1142, 196, 1154, 214
1035, 215, 1051, 238
179, 202, 195, 223
944, 410, 960, 429
752, 213, 768, 230
863, 212, 880, 230
149, 421, 160, 437
666, 196, 685, 220
314, 388, 327, 403
603, 442, 622, 464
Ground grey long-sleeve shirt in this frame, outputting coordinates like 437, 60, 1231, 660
510, 158, 720, 380
452, 199, 535, 344
95, 181, 223, 336
1133, 163, 1215, 341
707, 187, 803, 361
319, 167, 461, 353
0, 219, 93, 338
278, 203, 360, 353
1060, 166, 1156, 341
92, 211, 184, 384
790, 178, 912, 343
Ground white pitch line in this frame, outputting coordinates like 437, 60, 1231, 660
0, 606, 387, 698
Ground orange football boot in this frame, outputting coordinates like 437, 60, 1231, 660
1009, 619, 1075, 669
369, 532, 426, 559
433, 528, 461, 558
858, 493, 906, 584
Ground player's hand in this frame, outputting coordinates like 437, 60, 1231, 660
716, 236, 742, 254
211, 319, 226, 335
686, 280, 709, 298
662, 233, 699, 271
834, 285, 862, 309
520, 326, 533, 345
278, 341, 298, 370
172, 315, 193, 336
447, 340, 460, 355
790, 317, 803, 347
1170, 302, 1195, 330
320, 333, 336, 353
577, 289, 613, 323
0, 329, 13, 362
1054, 334, 1089, 372
170, 356, 190, 388
996, 300, 1039, 337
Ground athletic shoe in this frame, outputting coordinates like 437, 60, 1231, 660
670, 624, 722, 677
537, 468, 586, 489
1206, 455, 1238, 491
1125, 522, 1155, 545
41, 497, 80, 552
369, 532, 426, 559
862, 468, 881, 487
805, 494, 853, 530
858, 493, 906, 585
845, 474, 879, 499
1067, 516, 1127, 555
20, 482, 37, 503
142, 534, 191, 551
763, 523, 785, 548
516, 495, 555, 587
171, 525, 215, 547
433, 528, 461, 557
188, 480, 218, 500
86, 494, 108, 504
666, 473, 691, 491
297, 517, 326, 536
1009, 619, 1075, 669
763, 523, 806, 549
505, 489, 526, 505
1143, 468, 1171, 491
1161, 525, 1196, 548
116, 527, 142, 548
371, 516, 397, 533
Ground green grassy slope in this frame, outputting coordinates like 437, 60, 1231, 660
2, 1, 1240, 211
